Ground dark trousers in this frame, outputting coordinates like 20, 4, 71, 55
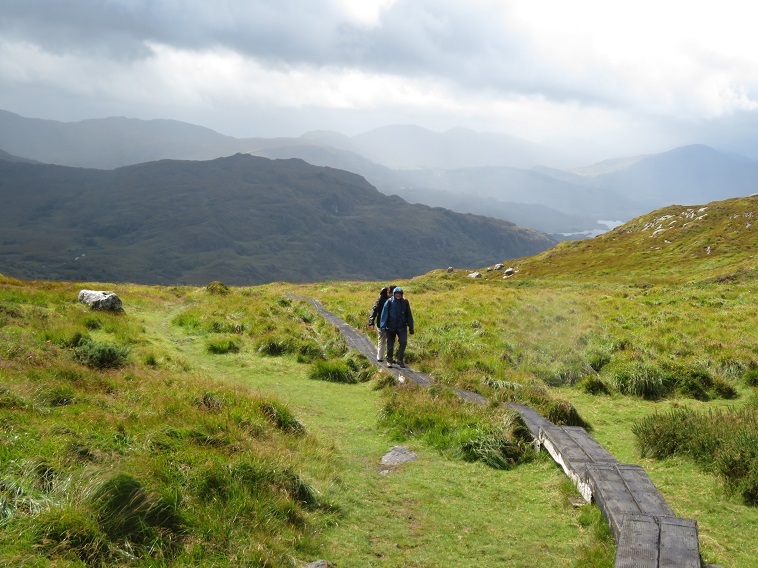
386, 327, 408, 362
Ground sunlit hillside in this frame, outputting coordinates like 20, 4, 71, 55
514, 196, 758, 283
1, 196, 757, 567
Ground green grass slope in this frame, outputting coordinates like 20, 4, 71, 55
513, 196, 758, 283
1, 195, 758, 566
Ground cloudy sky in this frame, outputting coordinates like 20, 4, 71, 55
2, 0, 758, 160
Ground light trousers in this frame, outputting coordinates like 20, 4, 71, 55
377, 331, 387, 361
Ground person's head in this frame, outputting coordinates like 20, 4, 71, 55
380, 287, 389, 299
388, 285, 396, 295
393, 287, 403, 299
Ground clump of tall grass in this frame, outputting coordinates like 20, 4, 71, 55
745, 368, 758, 387
255, 333, 296, 356
540, 361, 590, 387
711, 376, 739, 399
196, 461, 318, 510
379, 384, 535, 470
578, 375, 610, 395
605, 360, 738, 401
255, 332, 322, 361
205, 281, 230, 295
255, 399, 306, 435
72, 335, 130, 370
205, 336, 240, 354
604, 360, 674, 400
0, 300, 23, 319
459, 412, 533, 469
372, 373, 398, 390
33, 505, 108, 564
485, 378, 590, 428
26, 471, 185, 565
633, 406, 758, 505
82, 316, 102, 330
0, 386, 29, 409
584, 348, 613, 372
307, 351, 375, 384
309, 360, 355, 383
37, 385, 76, 407
90, 472, 185, 550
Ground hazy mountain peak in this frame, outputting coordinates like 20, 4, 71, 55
300, 129, 350, 141
570, 154, 651, 177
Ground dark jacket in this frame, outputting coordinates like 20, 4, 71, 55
380, 296, 414, 332
368, 292, 389, 326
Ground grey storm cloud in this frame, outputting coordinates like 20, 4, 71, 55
5, 0, 757, 160
1, 0, 567, 99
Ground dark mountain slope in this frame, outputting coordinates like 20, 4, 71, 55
0, 148, 41, 164
0, 154, 555, 285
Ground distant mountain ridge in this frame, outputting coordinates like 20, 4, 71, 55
0, 154, 555, 285
0, 148, 40, 164
569, 144, 758, 207
0, 109, 242, 169
3, 110, 758, 235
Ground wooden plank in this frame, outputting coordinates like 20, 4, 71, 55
587, 464, 644, 540
501, 402, 553, 440
614, 515, 659, 568
539, 426, 593, 495
658, 517, 700, 568
563, 426, 618, 464
617, 464, 674, 518
453, 388, 488, 405
542, 425, 594, 467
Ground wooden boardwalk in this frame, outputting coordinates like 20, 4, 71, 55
507, 402, 704, 567
291, 296, 712, 567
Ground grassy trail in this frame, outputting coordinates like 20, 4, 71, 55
135, 297, 605, 567
109, 288, 757, 567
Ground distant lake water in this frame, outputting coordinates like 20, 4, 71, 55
558, 220, 625, 239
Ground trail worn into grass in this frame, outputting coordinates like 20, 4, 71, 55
294, 294, 715, 568
136, 294, 595, 567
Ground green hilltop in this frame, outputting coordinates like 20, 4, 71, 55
1, 195, 757, 567
513, 196, 758, 283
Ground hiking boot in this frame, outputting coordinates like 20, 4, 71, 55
386, 359, 394, 368
377, 358, 383, 363
397, 360, 405, 368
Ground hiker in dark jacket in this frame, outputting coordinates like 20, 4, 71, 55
379, 286, 414, 368
368, 286, 392, 362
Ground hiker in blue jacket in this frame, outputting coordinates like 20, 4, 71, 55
379, 287, 414, 368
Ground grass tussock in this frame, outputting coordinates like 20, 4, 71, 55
378, 384, 535, 470
308, 351, 375, 384
633, 405, 758, 505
